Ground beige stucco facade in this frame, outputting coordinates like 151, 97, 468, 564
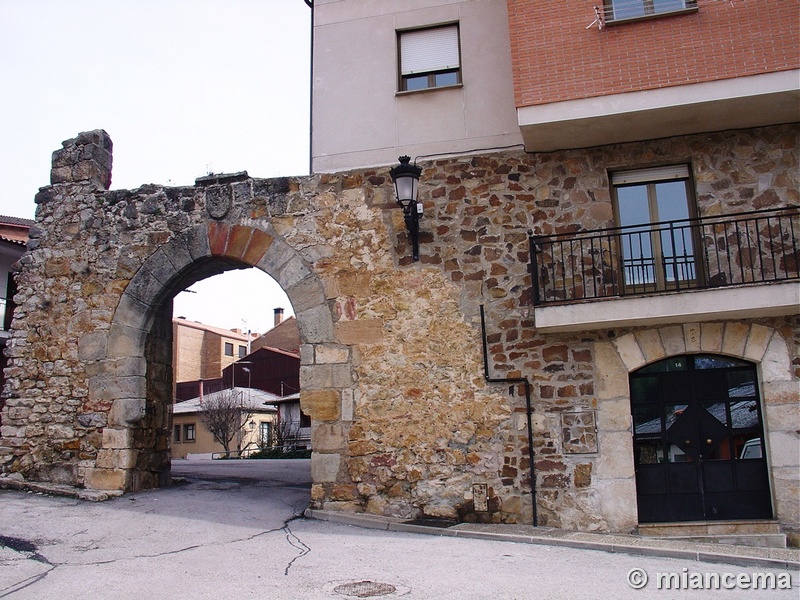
311, 0, 522, 173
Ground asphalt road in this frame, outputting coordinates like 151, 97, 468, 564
1, 459, 797, 599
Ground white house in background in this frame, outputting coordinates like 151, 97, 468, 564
266, 392, 311, 450
171, 387, 278, 459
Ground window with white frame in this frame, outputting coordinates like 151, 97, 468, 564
183, 423, 196, 442
398, 24, 461, 92
603, 0, 697, 23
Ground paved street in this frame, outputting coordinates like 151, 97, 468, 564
1, 459, 797, 599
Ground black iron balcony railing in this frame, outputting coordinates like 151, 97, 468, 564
530, 206, 799, 306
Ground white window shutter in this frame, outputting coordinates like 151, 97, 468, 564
400, 25, 459, 75
611, 165, 690, 186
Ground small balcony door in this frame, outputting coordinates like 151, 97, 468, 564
612, 165, 701, 293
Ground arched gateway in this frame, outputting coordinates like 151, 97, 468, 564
0, 131, 349, 493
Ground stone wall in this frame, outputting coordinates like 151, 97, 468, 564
1, 124, 797, 534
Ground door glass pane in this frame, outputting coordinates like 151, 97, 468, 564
639, 356, 687, 373
665, 404, 688, 429
654, 181, 694, 283
727, 370, 756, 398
703, 402, 728, 425
654, 181, 690, 222
617, 185, 650, 226
636, 439, 664, 464
694, 355, 749, 369
630, 376, 660, 403
634, 405, 662, 435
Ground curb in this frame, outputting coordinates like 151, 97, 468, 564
304, 509, 800, 571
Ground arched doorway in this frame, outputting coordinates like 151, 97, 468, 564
630, 354, 772, 523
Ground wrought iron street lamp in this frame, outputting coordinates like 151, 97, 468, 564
390, 155, 423, 261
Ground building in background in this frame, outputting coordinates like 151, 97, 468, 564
0, 215, 32, 412
308, 0, 798, 541
171, 387, 278, 459
172, 318, 258, 400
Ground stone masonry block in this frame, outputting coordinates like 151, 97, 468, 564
683, 322, 701, 352
762, 380, 799, 406
162, 235, 194, 274
722, 321, 750, 357
659, 325, 686, 356
594, 342, 628, 400
89, 375, 146, 401
85, 467, 127, 491
315, 344, 350, 364
311, 452, 341, 483
142, 248, 179, 286
334, 319, 384, 345
180, 225, 211, 262
635, 329, 665, 364
124, 266, 164, 307
313, 424, 348, 452
224, 224, 254, 260
276, 254, 312, 290
762, 334, 792, 383
256, 237, 293, 276
744, 323, 774, 362
341, 389, 354, 421
101, 428, 132, 450
106, 323, 147, 359
78, 332, 108, 362
700, 322, 724, 353
598, 397, 632, 432
208, 221, 229, 256
108, 398, 146, 427
242, 229, 274, 265
297, 304, 336, 344
287, 276, 327, 315
612, 333, 645, 372
300, 389, 340, 421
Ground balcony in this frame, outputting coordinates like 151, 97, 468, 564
529, 206, 799, 332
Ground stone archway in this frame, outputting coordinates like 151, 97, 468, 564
0, 131, 350, 494
87, 222, 336, 491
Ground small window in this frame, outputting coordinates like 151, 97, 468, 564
183, 423, 196, 442
224, 342, 234, 356
398, 24, 461, 92
238, 345, 247, 359
173, 424, 181, 443
603, 0, 697, 23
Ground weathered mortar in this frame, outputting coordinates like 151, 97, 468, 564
1, 125, 797, 533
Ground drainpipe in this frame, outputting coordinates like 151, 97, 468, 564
479, 305, 538, 526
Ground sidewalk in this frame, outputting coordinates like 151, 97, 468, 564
305, 509, 800, 570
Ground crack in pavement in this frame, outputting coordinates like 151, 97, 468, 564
1, 511, 312, 597
0, 535, 56, 598
282, 514, 310, 576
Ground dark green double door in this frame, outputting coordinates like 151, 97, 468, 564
631, 355, 772, 523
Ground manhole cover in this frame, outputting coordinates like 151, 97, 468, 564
334, 581, 396, 598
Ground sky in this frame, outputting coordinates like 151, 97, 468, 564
0, 0, 312, 334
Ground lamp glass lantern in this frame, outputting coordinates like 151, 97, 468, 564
390, 156, 423, 261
